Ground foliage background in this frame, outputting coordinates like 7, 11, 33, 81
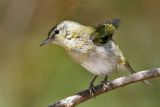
0, 0, 160, 107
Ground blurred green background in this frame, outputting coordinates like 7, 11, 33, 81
0, 0, 160, 107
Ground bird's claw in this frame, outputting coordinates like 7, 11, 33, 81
89, 83, 95, 97
102, 81, 109, 90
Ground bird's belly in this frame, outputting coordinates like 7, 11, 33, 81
81, 56, 117, 76
67, 43, 120, 76
68, 51, 115, 75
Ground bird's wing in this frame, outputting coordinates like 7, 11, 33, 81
91, 18, 121, 46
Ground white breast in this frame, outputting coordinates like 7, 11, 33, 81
68, 40, 121, 76
81, 46, 119, 76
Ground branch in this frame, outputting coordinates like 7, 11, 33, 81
49, 68, 160, 107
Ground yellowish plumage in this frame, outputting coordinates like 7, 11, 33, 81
42, 20, 129, 75
40, 19, 150, 95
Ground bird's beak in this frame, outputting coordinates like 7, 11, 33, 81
40, 38, 52, 47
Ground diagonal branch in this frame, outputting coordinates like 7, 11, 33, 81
49, 68, 160, 107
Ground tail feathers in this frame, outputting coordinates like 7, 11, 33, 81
124, 63, 151, 85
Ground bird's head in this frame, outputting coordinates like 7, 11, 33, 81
40, 20, 84, 47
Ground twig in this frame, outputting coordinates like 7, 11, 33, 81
49, 68, 160, 107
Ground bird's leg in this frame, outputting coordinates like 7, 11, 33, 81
89, 75, 97, 97
101, 75, 110, 90
101, 75, 108, 84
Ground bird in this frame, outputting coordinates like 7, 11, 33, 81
40, 18, 149, 95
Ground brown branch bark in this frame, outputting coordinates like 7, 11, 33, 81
49, 68, 160, 107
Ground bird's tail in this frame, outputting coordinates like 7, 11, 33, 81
124, 62, 151, 85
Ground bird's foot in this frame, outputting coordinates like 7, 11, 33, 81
101, 81, 109, 90
89, 83, 95, 97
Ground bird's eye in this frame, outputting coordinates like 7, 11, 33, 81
55, 29, 59, 34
